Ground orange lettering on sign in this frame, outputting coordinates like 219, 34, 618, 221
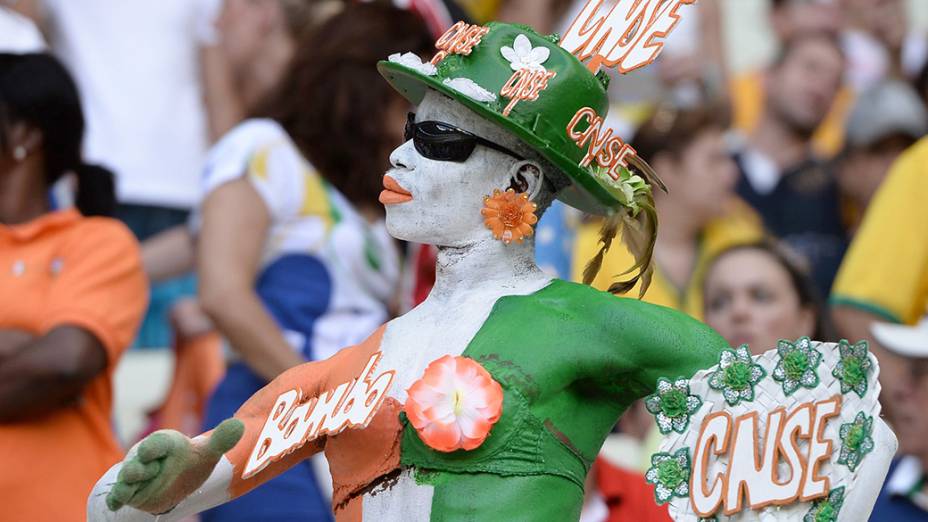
690, 411, 732, 517
689, 396, 841, 517
801, 395, 841, 501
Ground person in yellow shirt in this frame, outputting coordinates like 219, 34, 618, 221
573, 105, 763, 320
831, 137, 928, 419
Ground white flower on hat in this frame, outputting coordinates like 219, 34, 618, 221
443, 77, 497, 103
500, 34, 550, 72
388, 52, 437, 76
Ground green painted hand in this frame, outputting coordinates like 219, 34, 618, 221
106, 418, 244, 514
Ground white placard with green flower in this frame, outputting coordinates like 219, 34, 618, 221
651, 339, 897, 521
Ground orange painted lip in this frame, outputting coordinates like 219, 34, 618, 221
380, 175, 413, 205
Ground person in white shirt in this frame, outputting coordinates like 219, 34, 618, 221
21, 0, 230, 348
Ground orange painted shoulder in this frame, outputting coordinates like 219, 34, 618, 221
226, 326, 390, 498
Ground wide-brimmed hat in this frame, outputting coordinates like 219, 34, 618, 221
378, 22, 654, 217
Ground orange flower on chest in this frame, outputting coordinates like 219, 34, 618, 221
404, 355, 504, 452
481, 188, 538, 244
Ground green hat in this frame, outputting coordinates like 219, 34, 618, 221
378, 22, 654, 217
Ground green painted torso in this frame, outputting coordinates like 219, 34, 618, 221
400, 280, 728, 520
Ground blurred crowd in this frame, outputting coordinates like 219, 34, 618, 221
2, 0, 928, 521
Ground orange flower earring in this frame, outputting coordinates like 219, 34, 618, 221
481, 188, 538, 244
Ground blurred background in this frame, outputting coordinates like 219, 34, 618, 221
3, 0, 928, 520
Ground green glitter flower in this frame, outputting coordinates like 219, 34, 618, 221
708, 345, 766, 406
645, 377, 703, 434
833, 340, 872, 398
837, 412, 875, 472
645, 447, 691, 505
804, 487, 845, 522
772, 337, 823, 396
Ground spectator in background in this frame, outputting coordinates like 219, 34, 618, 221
731, 0, 851, 158
193, 4, 432, 520
22, 0, 231, 349
575, 105, 762, 320
869, 319, 928, 520
837, 79, 927, 234
137, 1, 336, 439
831, 137, 928, 422
734, 0, 926, 159
768, 0, 842, 39
132, 0, 338, 287
496, 0, 572, 33
703, 239, 829, 353
733, 31, 847, 297
455, 0, 500, 24
400, 0, 473, 37
0, 53, 147, 521
534, 201, 581, 280
841, 0, 928, 92
914, 57, 928, 109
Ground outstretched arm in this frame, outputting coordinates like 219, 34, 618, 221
627, 304, 729, 393
90, 326, 388, 520
586, 296, 729, 399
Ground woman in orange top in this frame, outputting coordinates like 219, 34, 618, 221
0, 53, 147, 521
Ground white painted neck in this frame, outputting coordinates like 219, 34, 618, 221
428, 235, 549, 303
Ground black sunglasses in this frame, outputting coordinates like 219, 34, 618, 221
405, 113, 525, 163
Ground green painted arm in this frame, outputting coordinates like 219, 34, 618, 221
514, 280, 728, 398
590, 291, 729, 396
471, 280, 728, 402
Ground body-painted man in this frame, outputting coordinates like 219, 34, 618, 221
90, 20, 730, 522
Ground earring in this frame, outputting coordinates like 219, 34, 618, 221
481, 188, 538, 245
12, 146, 26, 161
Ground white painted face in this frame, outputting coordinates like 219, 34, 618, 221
382, 90, 543, 247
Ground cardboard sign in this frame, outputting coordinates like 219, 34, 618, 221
648, 340, 887, 521
561, 0, 696, 74
243, 352, 395, 479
